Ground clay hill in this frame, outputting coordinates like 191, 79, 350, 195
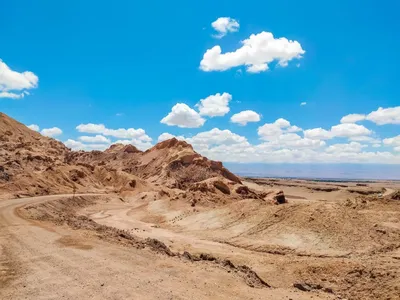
0, 112, 284, 203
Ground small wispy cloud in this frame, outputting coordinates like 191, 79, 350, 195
211, 17, 239, 39
300, 102, 307, 106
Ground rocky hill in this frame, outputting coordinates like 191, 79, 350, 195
0, 113, 145, 198
67, 137, 241, 188
0, 112, 283, 203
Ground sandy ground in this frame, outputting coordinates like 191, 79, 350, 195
80, 179, 400, 300
0, 194, 335, 300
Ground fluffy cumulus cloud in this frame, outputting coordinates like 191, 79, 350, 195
198, 141, 399, 164
383, 135, 400, 149
76, 123, 152, 141
330, 123, 371, 138
253, 119, 325, 152
258, 118, 302, 140
196, 92, 232, 117
188, 133, 398, 164
64, 139, 110, 151
339, 106, 400, 126
340, 113, 366, 124
325, 142, 367, 153
230, 110, 261, 125
0, 59, 38, 99
0, 91, 30, 99
161, 103, 205, 128
349, 136, 381, 144
304, 123, 371, 140
27, 124, 40, 131
303, 128, 332, 140
41, 127, 62, 138
200, 31, 305, 73
78, 135, 111, 144
187, 128, 247, 147
286, 125, 302, 133
155, 111, 398, 163
211, 17, 239, 38
366, 106, 400, 125
157, 132, 185, 142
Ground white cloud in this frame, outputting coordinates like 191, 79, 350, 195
27, 124, 40, 131
78, 135, 111, 144
0, 91, 26, 99
287, 125, 302, 133
41, 127, 62, 137
283, 138, 326, 149
247, 64, 268, 73
325, 142, 367, 153
383, 135, 400, 147
366, 106, 400, 125
76, 123, 152, 141
0, 59, 38, 99
158, 133, 176, 142
330, 123, 371, 138
76, 123, 105, 133
211, 17, 239, 38
258, 118, 300, 140
372, 143, 381, 148
151, 126, 399, 164
340, 113, 366, 124
187, 128, 247, 147
161, 103, 205, 128
64, 139, 109, 151
258, 123, 284, 139
196, 93, 232, 117
200, 31, 305, 73
303, 128, 333, 140
265, 133, 326, 149
340, 106, 400, 126
267, 134, 326, 150
349, 136, 381, 144
304, 124, 372, 140
199, 142, 399, 164
277, 133, 301, 141
274, 118, 291, 128
256, 119, 323, 150
230, 110, 261, 125
157, 133, 185, 142
300, 102, 307, 106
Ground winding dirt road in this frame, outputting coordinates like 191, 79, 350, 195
0, 194, 327, 300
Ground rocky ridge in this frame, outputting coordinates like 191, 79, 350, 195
0, 112, 284, 203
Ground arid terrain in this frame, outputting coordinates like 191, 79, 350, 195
1, 112, 400, 300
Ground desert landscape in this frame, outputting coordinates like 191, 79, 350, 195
1, 112, 400, 300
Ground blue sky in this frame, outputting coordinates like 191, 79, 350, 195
1, 0, 400, 164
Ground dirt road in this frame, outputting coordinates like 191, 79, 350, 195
0, 194, 330, 300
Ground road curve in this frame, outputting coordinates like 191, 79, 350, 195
0, 194, 321, 300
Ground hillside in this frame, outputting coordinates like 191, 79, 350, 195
0, 112, 270, 202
